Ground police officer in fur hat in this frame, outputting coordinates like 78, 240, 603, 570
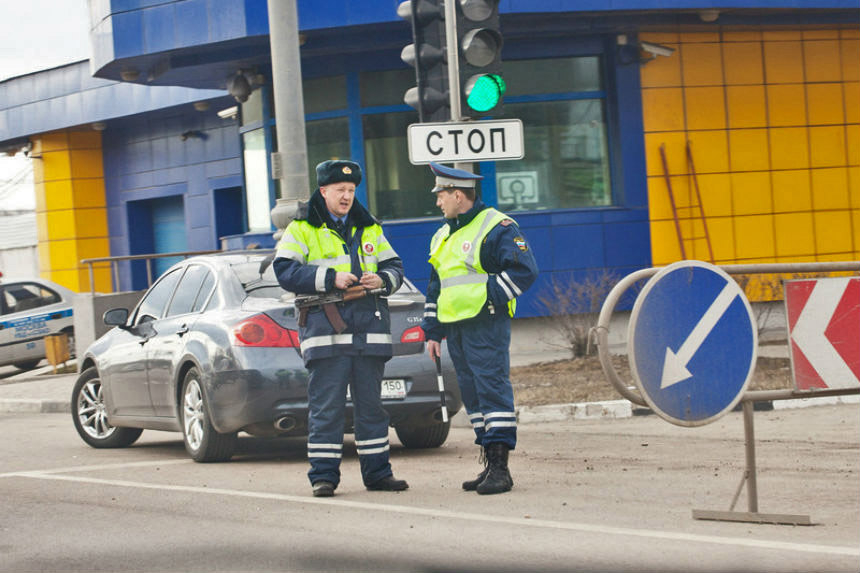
274, 159, 408, 497
421, 162, 538, 494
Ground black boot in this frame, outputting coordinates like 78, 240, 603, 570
462, 447, 488, 491
476, 443, 513, 495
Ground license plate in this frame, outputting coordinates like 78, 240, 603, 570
346, 379, 407, 400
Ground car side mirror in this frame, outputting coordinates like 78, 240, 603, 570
103, 308, 129, 328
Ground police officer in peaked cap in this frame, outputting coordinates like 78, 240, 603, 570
421, 162, 539, 495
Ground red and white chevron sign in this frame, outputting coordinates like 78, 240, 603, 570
785, 277, 860, 390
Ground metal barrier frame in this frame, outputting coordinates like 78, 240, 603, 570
80, 250, 220, 294
596, 262, 860, 525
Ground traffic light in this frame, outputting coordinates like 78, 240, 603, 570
398, 0, 450, 122
456, 0, 504, 117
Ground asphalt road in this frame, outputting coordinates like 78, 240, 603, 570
1, 405, 858, 573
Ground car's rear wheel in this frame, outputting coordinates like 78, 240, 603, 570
12, 360, 40, 371
71, 367, 143, 448
181, 367, 236, 462
395, 420, 450, 449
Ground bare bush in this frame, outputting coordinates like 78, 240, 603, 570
536, 270, 624, 359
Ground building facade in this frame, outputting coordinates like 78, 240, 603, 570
0, 0, 857, 316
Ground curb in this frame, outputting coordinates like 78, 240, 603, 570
1, 393, 857, 419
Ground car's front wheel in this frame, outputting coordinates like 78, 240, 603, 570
395, 420, 450, 449
71, 367, 143, 448
181, 367, 236, 462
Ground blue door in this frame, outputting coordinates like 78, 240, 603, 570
151, 196, 187, 278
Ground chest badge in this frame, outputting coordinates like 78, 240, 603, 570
461, 240, 472, 254
363, 242, 375, 255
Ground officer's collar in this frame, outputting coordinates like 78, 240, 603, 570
305, 188, 378, 229
447, 200, 486, 231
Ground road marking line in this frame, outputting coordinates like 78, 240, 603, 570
0, 458, 189, 478
7, 470, 858, 558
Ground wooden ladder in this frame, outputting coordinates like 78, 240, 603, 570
659, 141, 715, 262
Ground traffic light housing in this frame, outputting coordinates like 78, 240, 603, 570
457, 0, 504, 117
399, 0, 450, 122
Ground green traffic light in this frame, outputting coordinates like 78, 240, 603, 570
466, 74, 505, 112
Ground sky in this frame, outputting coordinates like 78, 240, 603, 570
0, 0, 90, 212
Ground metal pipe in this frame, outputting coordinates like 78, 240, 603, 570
742, 402, 758, 513
444, 0, 462, 121
595, 267, 656, 406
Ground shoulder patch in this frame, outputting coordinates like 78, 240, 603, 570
513, 236, 528, 252
500, 219, 514, 227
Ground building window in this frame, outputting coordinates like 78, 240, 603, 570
306, 117, 350, 189
495, 56, 611, 211
242, 127, 271, 231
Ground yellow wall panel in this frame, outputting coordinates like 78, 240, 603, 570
35, 212, 49, 242
731, 171, 772, 215
33, 181, 46, 213
774, 212, 815, 256
38, 132, 70, 153
845, 82, 859, 123
769, 127, 809, 170
763, 41, 804, 83
814, 210, 853, 253
687, 131, 729, 173
763, 31, 802, 41
647, 175, 690, 220
644, 132, 688, 177
811, 167, 850, 210
684, 87, 726, 130
640, 47, 682, 88
40, 151, 72, 181
37, 243, 51, 272
681, 43, 723, 86
71, 178, 108, 208
803, 40, 842, 83
704, 216, 735, 262
809, 125, 847, 168
842, 40, 860, 81
43, 180, 75, 211
649, 220, 686, 264
726, 85, 767, 128
722, 42, 764, 85
680, 32, 720, 43
68, 130, 102, 150
69, 149, 104, 179
772, 170, 812, 212
802, 30, 839, 40
806, 83, 845, 126
729, 129, 770, 171
695, 173, 732, 217
74, 209, 108, 238
734, 214, 776, 259
850, 167, 860, 208
767, 84, 806, 126
45, 239, 79, 270
45, 210, 77, 240
76, 238, 110, 261
722, 31, 762, 42
639, 32, 680, 43
46, 269, 84, 292
641, 88, 685, 132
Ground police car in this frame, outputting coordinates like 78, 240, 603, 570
0, 273, 75, 371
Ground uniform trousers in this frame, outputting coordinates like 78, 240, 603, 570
306, 354, 393, 487
444, 314, 517, 449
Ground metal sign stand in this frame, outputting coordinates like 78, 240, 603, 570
692, 402, 811, 526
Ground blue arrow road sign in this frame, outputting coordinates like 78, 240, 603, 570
628, 260, 758, 427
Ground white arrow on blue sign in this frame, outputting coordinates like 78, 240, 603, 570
627, 260, 758, 427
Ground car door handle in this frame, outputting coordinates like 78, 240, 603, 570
176, 325, 189, 336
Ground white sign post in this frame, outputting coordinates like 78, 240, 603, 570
407, 119, 524, 164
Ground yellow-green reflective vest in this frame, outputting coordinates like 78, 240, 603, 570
279, 219, 390, 274
429, 208, 516, 323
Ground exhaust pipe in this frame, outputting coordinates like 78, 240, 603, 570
274, 416, 297, 432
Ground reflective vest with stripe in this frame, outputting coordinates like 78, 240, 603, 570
277, 220, 396, 361
428, 208, 516, 323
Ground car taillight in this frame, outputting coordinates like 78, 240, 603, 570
401, 326, 425, 344
233, 314, 300, 348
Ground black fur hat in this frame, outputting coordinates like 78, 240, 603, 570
316, 159, 362, 187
